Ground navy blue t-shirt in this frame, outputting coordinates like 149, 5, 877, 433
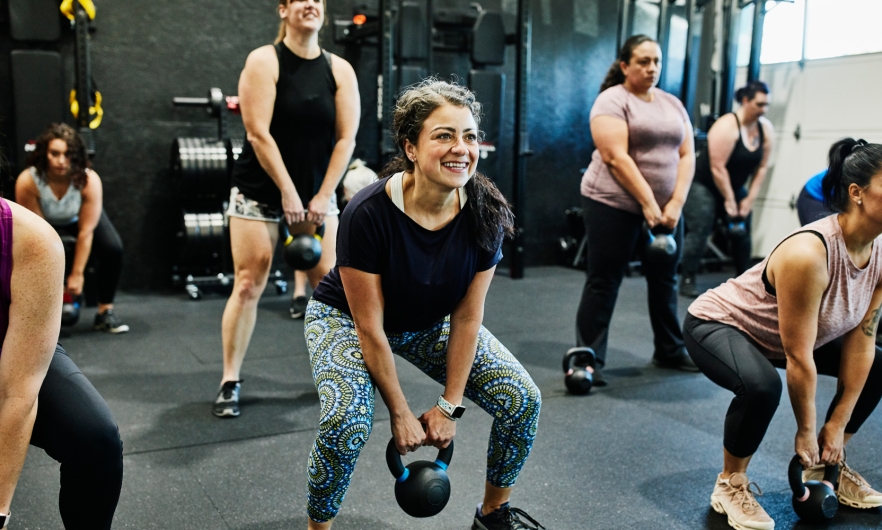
312, 176, 503, 332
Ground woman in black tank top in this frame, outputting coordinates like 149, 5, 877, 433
215, 0, 360, 419
680, 81, 773, 296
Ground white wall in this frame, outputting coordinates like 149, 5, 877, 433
746, 52, 882, 256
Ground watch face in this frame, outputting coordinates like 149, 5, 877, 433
451, 406, 465, 419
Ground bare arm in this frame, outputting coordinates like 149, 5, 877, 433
590, 115, 662, 226
769, 233, 829, 466
0, 202, 65, 514
13, 170, 44, 218
421, 267, 496, 449
67, 170, 103, 296
817, 283, 882, 464
660, 120, 695, 230
238, 46, 302, 226
308, 55, 360, 222
339, 266, 425, 454
739, 119, 774, 218
706, 115, 739, 217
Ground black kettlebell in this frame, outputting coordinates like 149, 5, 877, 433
386, 438, 454, 518
788, 454, 839, 522
563, 347, 596, 395
61, 293, 80, 327
282, 222, 325, 270
726, 216, 748, 240
643, 222, 677, 262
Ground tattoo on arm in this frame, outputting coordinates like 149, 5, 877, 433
861, 304, 882, 337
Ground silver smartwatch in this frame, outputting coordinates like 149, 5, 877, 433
436, 395, 465, 420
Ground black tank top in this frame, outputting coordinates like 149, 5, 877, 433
231, 44, 337, 209
694, 113, 764, 192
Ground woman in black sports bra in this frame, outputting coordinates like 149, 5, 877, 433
680, 81, 773, 296
213, 0, 360, 418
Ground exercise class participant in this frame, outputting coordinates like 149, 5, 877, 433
680, 81, 773, 296
685, 139, 882, 530
303, 79, 543, 530
0, 187, 123, 528
215, 0, 359, 417
15, 123, 129, 333
575, 34, 697, 383
797, 169, 833, 226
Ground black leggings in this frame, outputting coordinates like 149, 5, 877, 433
29, 345, 124, 529
576, 196, 685, 367
54, 211, 124, 304
684, 313, 882, 458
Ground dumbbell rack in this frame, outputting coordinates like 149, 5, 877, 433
170, 88, 287, 300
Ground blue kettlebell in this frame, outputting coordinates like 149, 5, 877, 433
788, 454, 839, 522
643, 222, 677, 262
726, 216, 748, 240
386, 438, 454, 518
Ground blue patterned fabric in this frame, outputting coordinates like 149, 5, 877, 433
303, 299, 541, 522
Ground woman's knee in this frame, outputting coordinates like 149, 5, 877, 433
741, 371, 783, 407
232, 265, 271, 301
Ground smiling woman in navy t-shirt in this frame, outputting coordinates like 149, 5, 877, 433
303, 79, 544, 530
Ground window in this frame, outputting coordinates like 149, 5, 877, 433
760, 0, 805, 64
759, 0, 882, 64
804, 0, 882, 60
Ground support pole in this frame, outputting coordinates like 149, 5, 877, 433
379, 0, 397, 158
747, 0, 764, 81
510, 0, 532, 279
681, 0, 696, 104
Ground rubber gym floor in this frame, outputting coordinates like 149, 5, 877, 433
14, 267, 882, 529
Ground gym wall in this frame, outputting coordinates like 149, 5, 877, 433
0, 0, 622, 290
744, 51, 882, 258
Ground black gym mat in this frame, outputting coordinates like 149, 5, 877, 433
14, 267, 882, 529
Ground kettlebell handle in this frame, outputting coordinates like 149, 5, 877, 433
282, 221, 326, 246
563, 347, 596, 373
788, 454, 839, 500
386, 438, 455, 482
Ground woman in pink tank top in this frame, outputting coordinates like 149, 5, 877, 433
684, 138, 882, 530
0, 195, 122, 528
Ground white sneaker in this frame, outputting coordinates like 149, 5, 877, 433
710, 472, 775, 530
804, 461, 882, 509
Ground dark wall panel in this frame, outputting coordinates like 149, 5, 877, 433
0, 0, 623, 289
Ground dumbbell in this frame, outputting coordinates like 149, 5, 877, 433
386, 438, 454, 518
562, 347, 597, 395
788, 454, 839, 522
643, 222, 677, 262
282, 222, 325, 270
61, 292, 80, 327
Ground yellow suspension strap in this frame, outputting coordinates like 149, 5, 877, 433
69, 88, 103, 129
60, 0, 96, 20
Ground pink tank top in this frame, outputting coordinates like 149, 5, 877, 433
0, 199, 13, 354
688, 215, 882, 358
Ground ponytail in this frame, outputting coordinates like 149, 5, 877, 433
822, 138, 882, 212
599, 34, 655, 92
274, 20, 286, 44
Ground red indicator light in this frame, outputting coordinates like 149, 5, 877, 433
353, 13, 367, 25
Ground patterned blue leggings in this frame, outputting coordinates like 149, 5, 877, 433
304, 300, 541, 523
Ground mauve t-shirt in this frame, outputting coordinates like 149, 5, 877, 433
580, 85, 690, 214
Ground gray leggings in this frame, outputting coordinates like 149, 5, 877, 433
681, 183, 752, 276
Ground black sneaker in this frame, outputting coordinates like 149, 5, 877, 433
679, 273, 699, 297
592, 367, 607, 387
652, 350, 700, 372
472, 503, 545, 530
93, 309, 130, 333
212, 380, 242, 418
289, 296, 307, 319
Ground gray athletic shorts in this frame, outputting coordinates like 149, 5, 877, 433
226, 187, 339, 223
